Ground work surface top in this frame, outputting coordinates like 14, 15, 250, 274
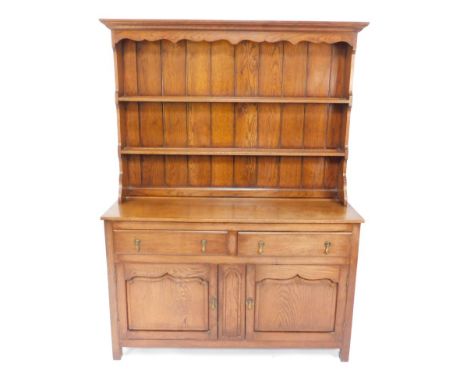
102, 198, 363, 224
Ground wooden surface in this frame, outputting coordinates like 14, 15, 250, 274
218, 265, 246, 339
118, 95, 350, 103
101, 19, 368, 48
126, 273, 209, 331
121, 147, 345, 157
101, 19, 366, 361
237, 231, 351, 256
107, 27, 359, 202
102, 198, 364, 223
113, 229, 229, 255
254, 276, 337, 332
101, 19, 369, 31
104, 222, 122, 360
117, 263, 217, 340
245, 264, 348, 341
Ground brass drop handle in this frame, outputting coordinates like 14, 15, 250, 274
134, 239, 141, 253
246, 297, 255, 310
201, 239, 207, 254
324, 241, 332, 255
209, 297, 217, 310
258, 240, 265, 255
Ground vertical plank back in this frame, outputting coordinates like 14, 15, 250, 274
234, 42, 259, 187
115, 37, 353, 200
211, 41, 235, 186
257, 43, 282, 187
187, 41, 211, 186
161, 41, 188, 186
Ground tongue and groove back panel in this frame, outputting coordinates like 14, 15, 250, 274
111, 25, 355, 201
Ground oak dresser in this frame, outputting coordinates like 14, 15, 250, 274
101, 19, 367, 361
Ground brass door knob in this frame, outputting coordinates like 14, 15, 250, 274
134, 239, 141, 252
246, 297, 255, 310
201, 239, 207, 254
209, 297, 217, 310
258, 240, 265, 255
324, 241, 332, 255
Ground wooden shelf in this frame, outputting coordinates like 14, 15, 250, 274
121, 147, 345, 157
118, 95, 350, 104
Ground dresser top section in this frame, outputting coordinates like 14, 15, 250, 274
102, 198, 363, 223
100, 19, 369, 31
102, 19, 367, 205
100, 19, 368, 47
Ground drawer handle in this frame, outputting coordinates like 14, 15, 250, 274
209, 297, 217, 310
246, 297, 255, 310
201, 239, 207, 254
134, 239, 141, 252
258, 240, 265, 255
324, 241, 332, 255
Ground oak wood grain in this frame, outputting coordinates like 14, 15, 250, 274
118, 95, 351, 103
113, 229, 229, 255
122, 147, 345, 156
102, 19, 366, 361
211, 41, 235, 186
117, 263, 217, 340
254, 276, 337, 332
161, 40, 187, 186
135, 41, 165, 186
187, 41, 211, 186
102, 198, 364, 223
219, 265, 246, 340
122, 40, 141, 187
237, 231, 352, 257
102, 19, 368, 48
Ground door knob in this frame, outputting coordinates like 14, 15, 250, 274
201, 239, 207, 254
134, 239, 141, 252
209, 297, 217, 310
324, 241, 332, 255
258, 240, 265, 255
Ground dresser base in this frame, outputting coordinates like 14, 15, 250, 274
113, 340, 350, 361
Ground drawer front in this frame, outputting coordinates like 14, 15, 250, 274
114, 230, 229, 255
238, 232, 351, 257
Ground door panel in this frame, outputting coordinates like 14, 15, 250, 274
127, 274, 209, 331
117, 263, 217, 340
218, 265, 246, 340
255, 276, 337, 332
246, 265, 348, 341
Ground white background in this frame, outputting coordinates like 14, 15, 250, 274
1, 0, 467, 380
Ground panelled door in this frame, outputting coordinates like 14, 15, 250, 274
116, 263, 217, 340
246, 265, 348, 341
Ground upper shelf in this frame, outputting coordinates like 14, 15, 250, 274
118, 96, 351, 104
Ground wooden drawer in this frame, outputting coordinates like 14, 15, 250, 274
114, 230, 229, 255
238, 232, 351, 257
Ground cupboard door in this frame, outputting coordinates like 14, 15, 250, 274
246, 265, 348, 341
117, 263, 217, 340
